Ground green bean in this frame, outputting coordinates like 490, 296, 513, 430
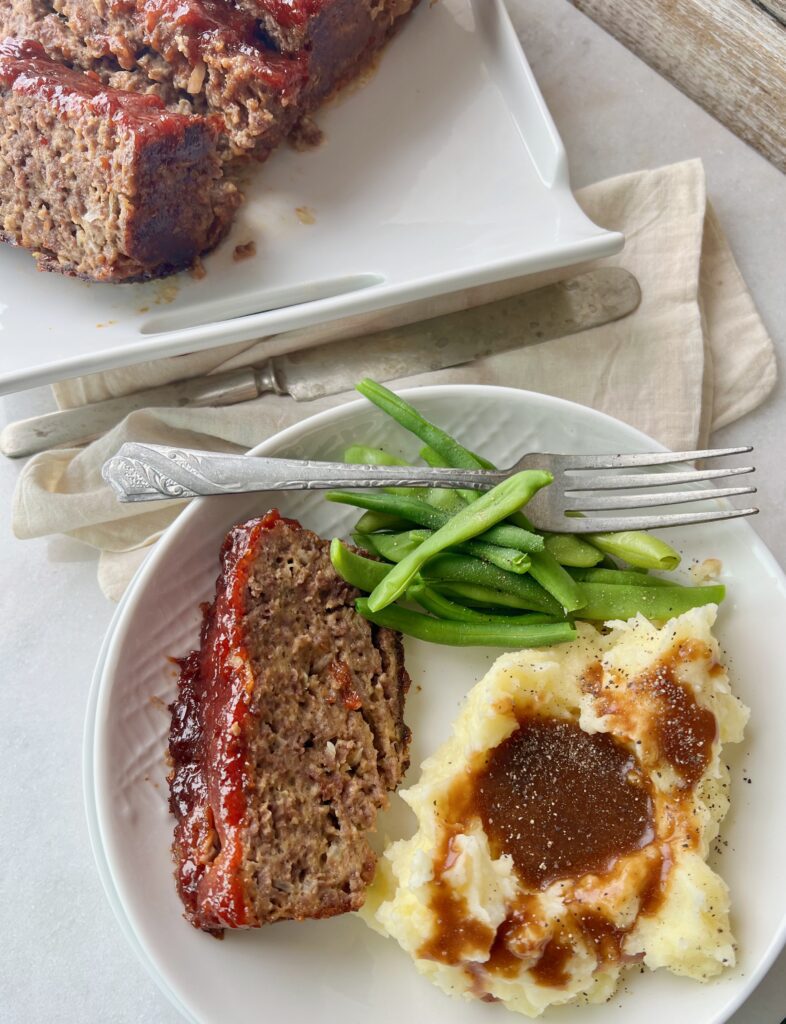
410, 583, 560, 625
350, 381, 679, 613
355, 599, 576, 648
433, 583, 559, 612
342, 444, 421, 498
408, 582, 495, 621
330, 492, 448, 528
422, 489, 467, 514
505, 508, 585, 611
456, 540, 530, 575
422, 553, 557, 612
330, 539, 552, 623
344, 443, 463, 512
352, 531, 420, 561
417, 448, 584, 613
419, 445, 452, 468
478, 522, 544, 553
355, 510, 412, 534
329, 539, 390, 592
544, 534, 605, 567
326, 491, 544, 552
575, 582, 724, 621
569, 568, 671, 587
357, 379, 494, 471
411, 446, 468, 511
366, 471, 553, 611
331, 539, 542, 608
414, 439, 583, 612
344, 444, 409, 467
526, 549, 585, 613
586, 530, 681, 571
359, 528, 531, 575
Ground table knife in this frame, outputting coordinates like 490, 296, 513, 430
0, 268, 640, 458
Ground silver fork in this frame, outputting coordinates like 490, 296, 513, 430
101, 442, 757, 533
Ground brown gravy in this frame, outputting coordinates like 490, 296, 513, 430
418, 835, 494, 965
529, 937, 573, 988
475, 717, 655, 889
633, 651, 717, 788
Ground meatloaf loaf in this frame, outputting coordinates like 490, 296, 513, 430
169, 511, 411, 933
0, 38, 238, 281
0, 0, 418, 279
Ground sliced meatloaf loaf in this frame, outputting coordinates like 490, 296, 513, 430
0, 0, 418, 277
0, 38, 238, 280
169, 511, 411, 933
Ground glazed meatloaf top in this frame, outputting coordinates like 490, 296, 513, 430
169, 511, 411, 933
17, 0, 310, 157
2, 0, 418, 154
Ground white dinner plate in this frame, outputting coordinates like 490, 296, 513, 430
85, 386, 786, 1024
0, 0, 621, 394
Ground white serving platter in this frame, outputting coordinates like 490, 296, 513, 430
85, 386, 786, 1024
0, 0, 622, 394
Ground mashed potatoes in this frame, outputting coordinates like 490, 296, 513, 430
362, 606, 748, 1016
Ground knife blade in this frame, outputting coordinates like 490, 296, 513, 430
0, 268, 640, 458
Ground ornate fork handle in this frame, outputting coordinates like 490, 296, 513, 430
101, 442, 506, 502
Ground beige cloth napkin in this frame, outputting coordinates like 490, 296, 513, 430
11, 159, 776, 600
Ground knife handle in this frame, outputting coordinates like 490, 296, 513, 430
0, 367, 270, 458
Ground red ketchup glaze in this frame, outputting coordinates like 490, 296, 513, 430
139, 0, 308, 92
255, 0, 328, 29
142, 0, 256, 43
0, 38, 192, 138
169, 510, 298, 930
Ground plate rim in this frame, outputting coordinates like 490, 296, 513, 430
84, 384, 786, 1024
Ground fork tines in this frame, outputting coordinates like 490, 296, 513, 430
554, 446, 758, 532
562, 508, 759, 534
561, 446, 753, 471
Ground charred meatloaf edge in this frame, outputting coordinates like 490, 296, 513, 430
0, 38, 239, 281
169, 511, 411, 933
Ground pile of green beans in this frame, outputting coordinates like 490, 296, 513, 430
327, 380, 725, 648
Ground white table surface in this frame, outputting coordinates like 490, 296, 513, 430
1, 1, 783, 1021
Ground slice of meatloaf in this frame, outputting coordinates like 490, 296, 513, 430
0, 38, 239, 280
169, 511, 411, 933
